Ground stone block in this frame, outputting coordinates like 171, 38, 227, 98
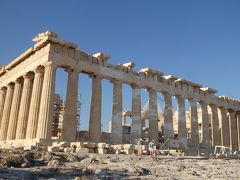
59, 141, 70, 147
123, 144, 133, 149
98, 143, 106, 148
64, 147, 72, 153
124, 149, 133, 155
70, 142, 83, 148
76, 148, 89, 154
105, 144, 111, 149
113, 145, 123, 150
98, 148, 107, 154
48, 146, 60, 152
24, 145, 35, 150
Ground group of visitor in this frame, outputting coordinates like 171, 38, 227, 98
137, 138, 158, 160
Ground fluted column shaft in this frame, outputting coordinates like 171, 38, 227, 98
0, 87, 7, 127
237, 113, 240, 151
176, 96, 187, 150
111, 80, 123, 144
36, 62, 56, 139
0, 84, 14, 140
210, 104, 221, 147
163, 92, 174, 142
148, 89, 158, 142
7, 79, 23, 140
89, 75, 102, 142
26, 68, 44, 139
200, 102, 210, 148
219, 107, 230, 147
229, 111, 238, 151
62, 69, 79, 141
189, 99, 199, 149
15, 74, 33, 139
131, 85, 142, 144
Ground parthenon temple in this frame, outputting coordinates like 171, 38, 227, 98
0, 31, 240, 153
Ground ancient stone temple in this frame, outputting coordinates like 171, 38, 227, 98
0, 31, 240, 152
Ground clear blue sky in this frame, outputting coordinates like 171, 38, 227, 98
0, 1, 240, 132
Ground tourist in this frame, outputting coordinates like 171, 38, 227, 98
149, 140, 155, 158
137, 138, 144, 160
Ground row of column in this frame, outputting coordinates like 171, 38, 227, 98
173, 95, 240, 151
0, 62, 56, 142
1, 63, 239, 151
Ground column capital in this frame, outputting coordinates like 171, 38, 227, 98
147, 88, 156, 94
131, 83, 141, 89
65, 68, 80, 74
34, 66, 45, 74
110, 79, 123, 84
89, 74, 102, 79
161, 91, 171, 97
7, 82, 15, 88
236, 111, 240, 115
227, 109, 235, 113
14, 77, 23, 84
23, 73, 34, 80
188, 98, 197, 106
0, 86, 7, 91
209, 103, 217, 108
42, 61, 58, 69
175, 95, 185, 101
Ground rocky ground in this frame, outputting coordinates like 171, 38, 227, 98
0, 149, 240, 179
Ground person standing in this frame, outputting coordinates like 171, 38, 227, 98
137, 138, 144, 160
149, 140, 155, 158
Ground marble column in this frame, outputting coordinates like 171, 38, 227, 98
163, 92, 174, 143
229, 110, 238, 151
36, 62, 56, 139
189, 99, 199, 149
26, 67, 44, 139
237, 113, 240, 151
131, 85, 142, 144
219, 107, 230, 147
148, 89, 158, 142
6, 79, 23, 140
62, 69, 79, 141
0, 87, 7, 127
200, 102, 210, 148
210, 104, 221, 147
0, 83, 14, 140
89, 75, 102, 142
111, 80, 123, 144
176, 96, 187, 150
15, 74, 33, 139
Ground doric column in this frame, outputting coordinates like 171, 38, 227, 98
237, 112, 240, 151
0, 83, 14, 140
62, 68, 79, 141
26, 67, 44, 139
189, 99, 199, 149
219, 107, 230, 147
15, 74, 33, 139
210, 104, 221, 147
162, 92, 174, 143
131, 85, 142, 144
111, 80, 123, 144
88, 75, 102, 142
176, 96, 187, 150
200, 102, 210, 148
36, 62, 56, 139
0, 87, 7, 127
148, 89, 158, 142
6, 79, 23, 140
228, 110, 238, 151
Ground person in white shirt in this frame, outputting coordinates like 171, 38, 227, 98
149, 140, 155, 158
